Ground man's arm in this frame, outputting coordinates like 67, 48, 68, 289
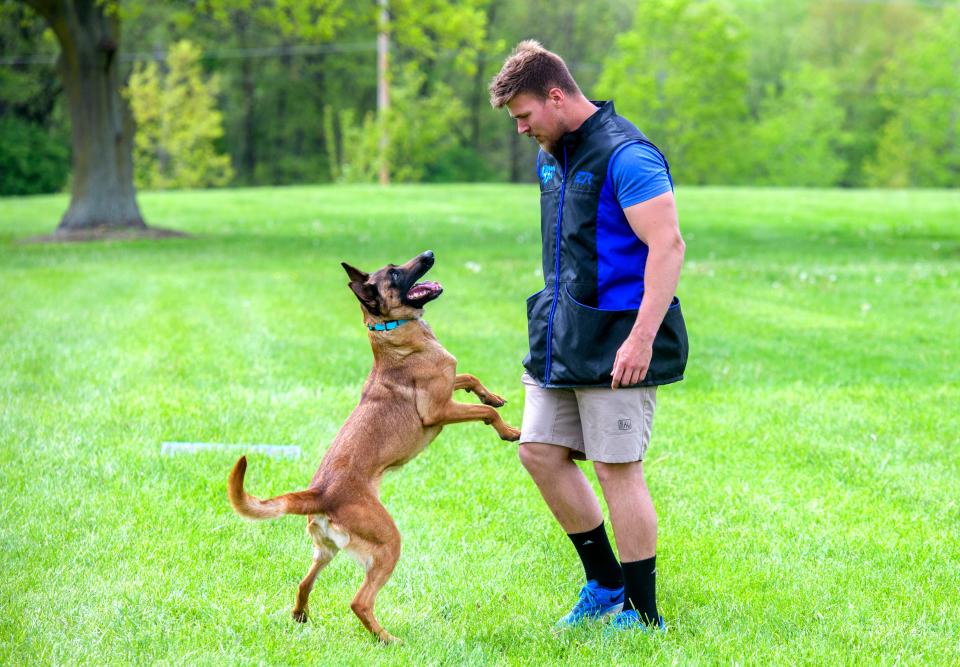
610, 190, 685, 388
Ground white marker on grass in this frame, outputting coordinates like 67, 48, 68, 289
160, 442, 301, 459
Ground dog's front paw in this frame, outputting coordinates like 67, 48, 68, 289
500, 425, 522, 442
292, 609, 308, 623
482, 392, 507, 408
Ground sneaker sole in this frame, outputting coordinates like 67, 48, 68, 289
601, 602, 624, 617
603, 614, 668, 636
554, 602, 625, 632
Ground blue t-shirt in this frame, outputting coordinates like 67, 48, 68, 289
610, 142, 673, 209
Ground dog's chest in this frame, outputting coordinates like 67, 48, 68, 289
424, 341, 456, 368
387, 424, 442, 471
418, 424, 443, 450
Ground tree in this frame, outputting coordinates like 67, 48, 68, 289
475, 0, 637, 182
0, 2, 70, 195
866, 5, 960, 188
323, 0, 492, 183
200, 0, 351, 185
595, 0, 748, 184
126, 40, 232, 190
15, 0, 347, 236
0, 116, 70, 194
384, 65, 467, 183
735, 0, 811, 113
21, 0, 146, 235
743, 64, 848, 187
793, 0, 927, 186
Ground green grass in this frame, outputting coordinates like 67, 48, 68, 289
1, 184, 958, 665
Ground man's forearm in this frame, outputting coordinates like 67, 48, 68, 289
631, 239, 685, 342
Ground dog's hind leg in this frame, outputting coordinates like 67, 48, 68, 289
292, 519, 339, 623
339, 502, 402, 643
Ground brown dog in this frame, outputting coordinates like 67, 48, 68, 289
228, 250, 520, 643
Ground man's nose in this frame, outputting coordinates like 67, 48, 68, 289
517, 121, 529, 135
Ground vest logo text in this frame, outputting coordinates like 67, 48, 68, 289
573, 171, 594, 186
540, 164, 556, 185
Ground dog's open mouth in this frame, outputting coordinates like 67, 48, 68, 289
406, 280, 442, 304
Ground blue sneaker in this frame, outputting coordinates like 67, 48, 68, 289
604, 609, 667, 635
554, 580, 624, 628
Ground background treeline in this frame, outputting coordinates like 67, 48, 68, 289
2, 0, 958, 195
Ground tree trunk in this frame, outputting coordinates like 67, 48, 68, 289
469, 2, 497, 153
509, 129, 521, 183
26, 0, 146, 233
231, 11, 257, 184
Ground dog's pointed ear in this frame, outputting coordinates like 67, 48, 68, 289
341, 262, 369, 284
348, 281, 381, 314
342, 262, 380, 315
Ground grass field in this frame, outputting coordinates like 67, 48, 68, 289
1, 184, 958, 665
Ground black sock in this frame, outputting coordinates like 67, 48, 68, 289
622, 555, 659, 624
566, 522, 624, 590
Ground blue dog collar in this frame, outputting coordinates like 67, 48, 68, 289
367, 319, 410, 332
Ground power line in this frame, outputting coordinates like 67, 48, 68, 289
3, 0, 955, 68
838, 0, 953, 5
0, 40, 377, 66
2, 43, 955, 99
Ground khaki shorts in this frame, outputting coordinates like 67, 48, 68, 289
519, 372, 657, 463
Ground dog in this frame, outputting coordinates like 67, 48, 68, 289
228, 250, 520, 643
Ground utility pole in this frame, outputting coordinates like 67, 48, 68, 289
377, 0, 390, 185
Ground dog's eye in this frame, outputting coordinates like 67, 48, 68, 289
390, 270, 400, 283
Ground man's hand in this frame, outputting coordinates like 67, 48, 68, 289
611, 331, 654, 389
612, 190, 685, 389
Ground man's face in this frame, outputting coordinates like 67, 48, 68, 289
507, 91, 566, 154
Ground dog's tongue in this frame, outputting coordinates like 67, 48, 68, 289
406, 281, 441, 300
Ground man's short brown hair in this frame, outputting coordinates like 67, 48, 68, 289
489, 40, 581, 108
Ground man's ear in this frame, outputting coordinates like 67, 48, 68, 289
341, 262, 369, 283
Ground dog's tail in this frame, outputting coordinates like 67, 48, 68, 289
228, 456, 325, 519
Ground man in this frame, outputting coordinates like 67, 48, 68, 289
489, 41, 688, 633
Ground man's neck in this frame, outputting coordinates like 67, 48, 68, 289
564, 96, 600, 134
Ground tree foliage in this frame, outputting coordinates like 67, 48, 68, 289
743, 64, 848, 187
792, 0, 926, 186
866, 5, 960, 188
319, 0, 489, 183
595, 0, 748, 184
0, 116, 69, 194
126, 40, 233, 190
0, 1, 69, 195
386, 66, 468, 183
3, 0, 958, 193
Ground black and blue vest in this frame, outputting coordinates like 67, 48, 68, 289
523, 100, 688, 388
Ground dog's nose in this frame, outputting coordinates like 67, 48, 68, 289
420, 250, 435, 265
